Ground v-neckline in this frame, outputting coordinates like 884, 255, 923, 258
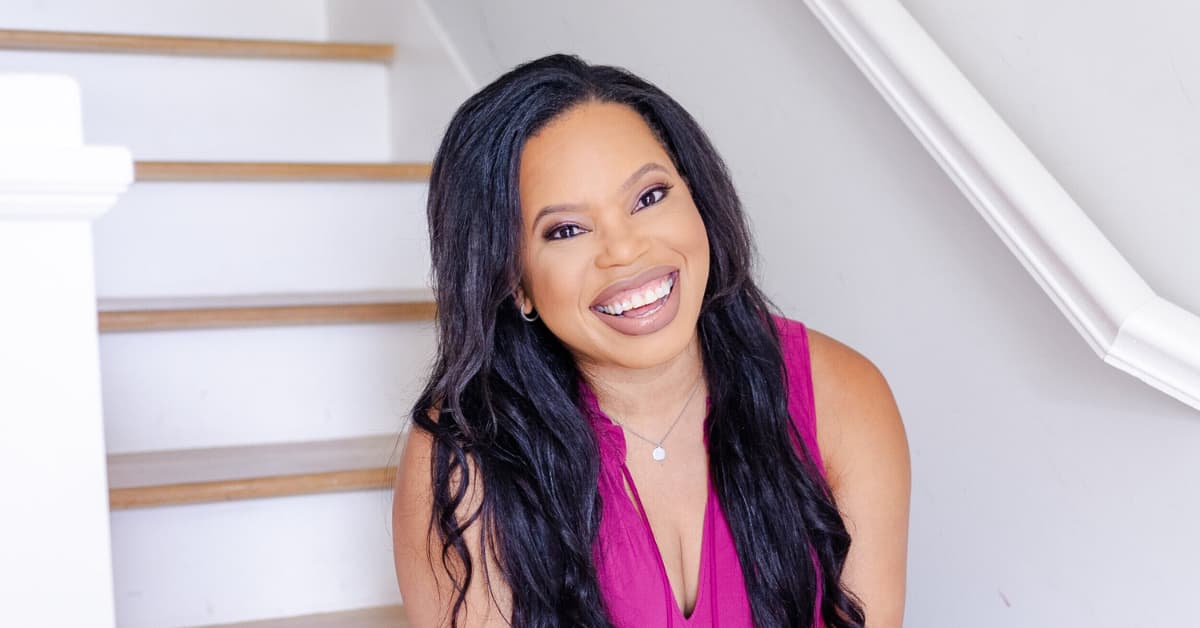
579, 380, 716, 622
618, 462, 713, 622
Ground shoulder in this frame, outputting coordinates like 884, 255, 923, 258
392, 405, 513, 627
803, 324, 911, 625
801, 325, 908, 492
768, 314, 907, 487
392, 408, 457, 627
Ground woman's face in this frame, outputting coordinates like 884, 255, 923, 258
516, 101, 710, 370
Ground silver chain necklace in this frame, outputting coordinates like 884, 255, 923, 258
606, 377, 702, 462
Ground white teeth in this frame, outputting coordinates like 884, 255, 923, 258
653, 281, 670, 300
596, 274, 675, 316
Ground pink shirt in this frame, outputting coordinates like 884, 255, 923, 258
579, 315, 827, 627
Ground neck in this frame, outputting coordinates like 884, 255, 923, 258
578, 332, 707, 435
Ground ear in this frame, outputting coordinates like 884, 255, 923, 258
512, 284, 532, 315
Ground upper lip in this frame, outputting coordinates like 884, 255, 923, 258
590, 265, 678, 308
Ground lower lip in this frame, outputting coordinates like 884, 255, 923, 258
591, 271, 681, 336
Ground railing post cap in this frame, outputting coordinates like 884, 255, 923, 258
0, 74, 132, 221
0, 73, 84, 147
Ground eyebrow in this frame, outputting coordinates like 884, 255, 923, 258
531, 162, 670, 230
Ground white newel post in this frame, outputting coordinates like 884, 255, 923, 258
0, 74, 132, 627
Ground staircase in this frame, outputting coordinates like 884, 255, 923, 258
0, 2, 470, 626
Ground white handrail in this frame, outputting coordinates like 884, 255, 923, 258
802, 0, 1200, 411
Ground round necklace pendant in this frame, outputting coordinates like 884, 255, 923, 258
652, 446, 667, 461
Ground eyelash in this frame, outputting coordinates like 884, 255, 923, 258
543, 183, 674, 241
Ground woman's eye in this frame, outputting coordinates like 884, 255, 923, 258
636, 184, 671, 210
545, 224, 584, 240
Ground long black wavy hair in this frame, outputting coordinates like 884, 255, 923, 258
409, 53, 864, 627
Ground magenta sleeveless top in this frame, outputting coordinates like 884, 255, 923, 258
578, 315, 828, 627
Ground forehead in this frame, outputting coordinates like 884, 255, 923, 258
518, 101, 673, 205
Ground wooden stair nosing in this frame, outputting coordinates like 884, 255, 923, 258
98, 289, 435, 311
134, 161, 433, 182
0, 28, 392, 62
108, 434, 403, 510
99, 300, 438, 332
194, 604, 407, 627
108, 467, 395, 509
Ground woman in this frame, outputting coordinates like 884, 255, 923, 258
393, 54, 910, 628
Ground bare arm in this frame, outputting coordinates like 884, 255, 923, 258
808, 328, 912, 628
392, 412, 514, 628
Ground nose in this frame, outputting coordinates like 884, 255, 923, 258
594, 211, 649, 269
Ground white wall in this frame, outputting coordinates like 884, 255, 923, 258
901, 0, 1200, 317
325, 0, 475, 161
423, 1, 1200, 626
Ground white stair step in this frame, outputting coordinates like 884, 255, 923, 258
92, 182, 430, 297
99, 322, 436, 453
111, 491, 403, 627
0, 51, 391, 161
1, 0, 328, 41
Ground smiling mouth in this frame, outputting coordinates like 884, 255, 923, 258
592, 271, 677, 317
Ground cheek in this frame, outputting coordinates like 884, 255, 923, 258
525, 247, 589, 308
680, 210, 711, 301
680, 208, 710, 261
692, 215, 710, 251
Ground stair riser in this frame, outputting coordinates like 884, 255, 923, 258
2, 0, 328, 40
0, 51, 391, 161
110, 490, 403, 627
100, 322, 435, 453
93, 182, 430, 297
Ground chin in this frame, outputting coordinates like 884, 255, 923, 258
602, 314, 699, 369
